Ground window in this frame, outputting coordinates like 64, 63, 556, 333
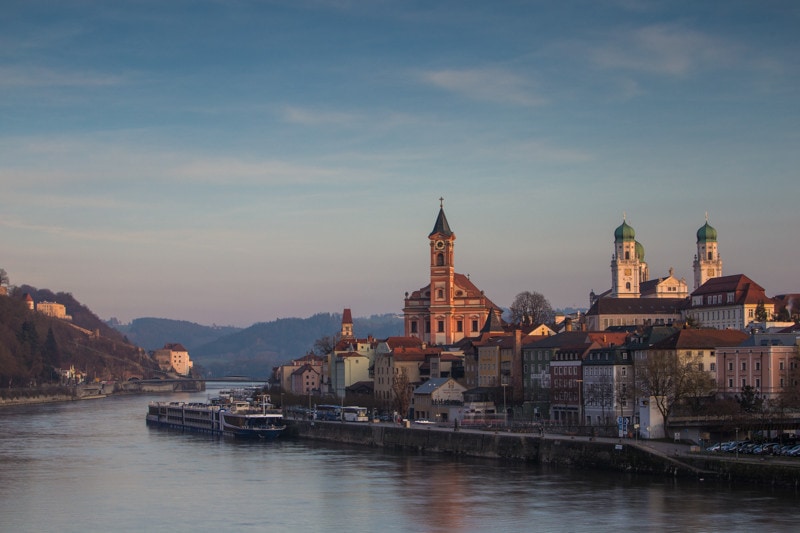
425, 321, 431, 333
741, 362, 747, 371
456, 320, 463, 332
710, 362, 716, 371
755, 361, 760, 371
755, 378, 760, 389
728, 378, 733, 388
472, 320, 478, 331
741, 378, 746, 388
437, 320, 444, 333
728, 361, 734, 371
780, 361, 785, 371
410, 321, 418, 334
437, 289, 444, 299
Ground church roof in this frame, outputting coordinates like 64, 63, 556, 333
480, 309, 505, 334
342, 308, 353, 324
586, 297, 687, 316
428, 205, 453, 238
406, 273, 500, 310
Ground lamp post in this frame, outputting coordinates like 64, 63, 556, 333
579, 379, 584, 428
502, 382, 508, 426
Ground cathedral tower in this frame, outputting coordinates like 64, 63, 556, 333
693, 215, 722, 289
610, 217, 645, 298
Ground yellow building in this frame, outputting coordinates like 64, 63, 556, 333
153, 343, 194, 376
37, 301, 72, 320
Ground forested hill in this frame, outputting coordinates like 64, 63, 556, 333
0, 289, 157, 386
112, 317, 241, 352
156, 312, 404, 378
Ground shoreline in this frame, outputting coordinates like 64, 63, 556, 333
286, 419, 800, 490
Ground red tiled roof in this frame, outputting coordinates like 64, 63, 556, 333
651, 329, 749, 350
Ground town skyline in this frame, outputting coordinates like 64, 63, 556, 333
2, 1, 798, 326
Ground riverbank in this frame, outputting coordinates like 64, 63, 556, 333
0, 379, 205, 407
286, 419, 800, 489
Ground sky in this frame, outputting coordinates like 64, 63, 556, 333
1, 0, 798, 327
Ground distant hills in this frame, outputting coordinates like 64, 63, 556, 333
110, 312, 405, 378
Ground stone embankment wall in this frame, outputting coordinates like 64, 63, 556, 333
287, 420, 800, 488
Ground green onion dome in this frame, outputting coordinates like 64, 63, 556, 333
614, 220, 635, 242
697, 221, 717, 243
635, 241, 645, 261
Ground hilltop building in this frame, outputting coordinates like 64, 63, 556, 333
36, 301, 72, 321
403, 200, 501, 346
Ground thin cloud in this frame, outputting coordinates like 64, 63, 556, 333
0, 65, 125, 88
280, 105, 363, 126
420, 67, 546, 106
590, 24, 736, 76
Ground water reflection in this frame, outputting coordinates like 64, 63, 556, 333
1, 390, 798, 532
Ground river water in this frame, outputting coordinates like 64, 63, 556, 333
1, 383, 797, 533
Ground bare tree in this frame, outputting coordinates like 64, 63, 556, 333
391, 367, 413, 419
509, 291, 555, 326
639, 351, 715, 433
313, 335, 337, 356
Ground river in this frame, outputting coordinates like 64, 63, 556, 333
0, 383, 797, 532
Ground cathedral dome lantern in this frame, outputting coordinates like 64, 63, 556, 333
614, 220, 635, 242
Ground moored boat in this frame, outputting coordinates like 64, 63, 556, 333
146, 392, 285, 439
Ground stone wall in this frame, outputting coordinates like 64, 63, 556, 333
287, 420, 800, 488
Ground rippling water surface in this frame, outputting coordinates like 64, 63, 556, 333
1, 384, 797, 532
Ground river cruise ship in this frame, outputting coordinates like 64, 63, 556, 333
146, 395, 285, 440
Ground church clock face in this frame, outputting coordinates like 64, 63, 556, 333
435, 240, 445, 250
624, 268, 632, 276
707, 268, 715, 276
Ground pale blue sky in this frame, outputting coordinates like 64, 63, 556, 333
1, 1, 798, 326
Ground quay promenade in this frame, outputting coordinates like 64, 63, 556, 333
286, 418, 800, 489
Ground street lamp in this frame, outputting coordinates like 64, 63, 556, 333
501, 382, 508, 426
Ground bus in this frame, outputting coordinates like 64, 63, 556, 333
314, 404, 341, 421
342, 406, 368, 422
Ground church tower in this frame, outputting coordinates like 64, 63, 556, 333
610, 217, 644, 298
403, 199, 500, 345
428, 198, 457, 344
340, 308, 354, 340
693, 215, 722, 289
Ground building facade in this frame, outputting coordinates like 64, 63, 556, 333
403, 201, 501, 346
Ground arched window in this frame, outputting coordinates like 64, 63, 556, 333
625, 282, 631, 290
436, 253, 444, 266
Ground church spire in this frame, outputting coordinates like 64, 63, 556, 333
429, 197, 453, 238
